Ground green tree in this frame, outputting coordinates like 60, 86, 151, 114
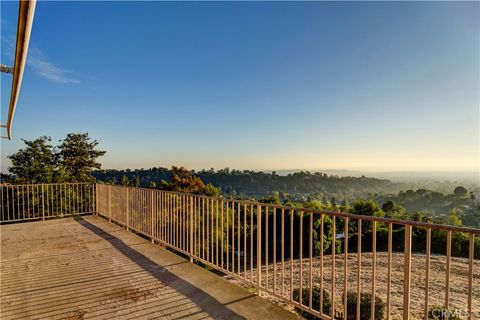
120, 175, 130, 186
469, 192, 476, 204
350, 199, 384, 217
8, 136, 59, 183
148, 181, 157, 189
204, 183, 221, 197
330, 197, 337, 209
169, 166, 205, 194
453, 186, 468, 197
132, 176, 140, 187
447, 209, 463, 226
381, 200, 395, 212
381, 200, 407, 218
58, 133, 106, 182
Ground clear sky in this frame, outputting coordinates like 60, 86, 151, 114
1, 1, 479, 173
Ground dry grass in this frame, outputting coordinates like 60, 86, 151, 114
223, 252, 479, 319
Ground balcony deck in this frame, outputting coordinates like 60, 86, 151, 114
0, 215, 299, 320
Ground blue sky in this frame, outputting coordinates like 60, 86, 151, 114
1, 1, 479, 172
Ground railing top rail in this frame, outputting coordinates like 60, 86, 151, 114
99, 183, 480, 235
1, 182, 94, 187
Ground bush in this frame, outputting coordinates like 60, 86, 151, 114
292, 286, 331, 319
343, 291, 385, 320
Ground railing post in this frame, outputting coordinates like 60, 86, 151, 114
151, 191, 155, 243
189, 195, 194, 263
445, 230, 452, 311
41, 184, 45, 221
403, 225, 412, 320
468, 233, 474, 320
108, 185, 111, 222
95, 183, 98, 215
126, 188, 130, 231
257, 204, 261, 295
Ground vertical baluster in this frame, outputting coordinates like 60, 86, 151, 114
424, 227, 431, 320
274, 207, 277, 293
232, 202, 235, 273
221, 199, 224, 269
168, 192, 171, 244
17, 186, 20, 220
216, 200, 220, 266
108, 185, 111, 222
357, 219, 362, 320
151, 190, 154, 243
41, 184, 45, 221
205, 197, 208, 258
299, 211, 303, 305
250, 204, 254, 281
320, 214, 324, 314
197, 197, 201, 257
387, 223, 393, 320
171, 192, 174, 245
467, 233, 474, 320
238, 202, 241, 275
227, 201, 230, 271
344, 217, 349, 319
371, 221, 377, 320
265, 206, 269, 289
161, 191, 164, 241
257, 204, 262, 289
184, 195, 187, 251
331, 216, 336, 320
78, 184, 82, 214
189, 195, 194, 262
175, 195, 179, 249
445, 230, 452, 311
22, 186, 25, 220
309, 212, 313, 310
191, 196, 194, 258
1, 186, 4, 223
7, 186, 10, 221
403, 224, 412, 320
210, 197, 214, 261
290, 209, 294, 300
54, 184, 57, 217
176, 194, 179, 248
244, 203, 247, 278
60, 184, 63, 217
27, 185, 31, 219
203, 198, 206, 260
126, 188, 130, 231
281, 208, 285, 297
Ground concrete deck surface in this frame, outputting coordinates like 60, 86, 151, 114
0, 215, 299, 320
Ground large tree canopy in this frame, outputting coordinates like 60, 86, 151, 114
8, 136, 58, 184
7, 133, 105, 183
58, 133, 106, 182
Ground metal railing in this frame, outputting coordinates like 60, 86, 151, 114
95, 184, 479, 320
0, 183, 95, 223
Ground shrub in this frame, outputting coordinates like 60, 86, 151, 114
343, 291, 385, 320
292, 286, 331, 319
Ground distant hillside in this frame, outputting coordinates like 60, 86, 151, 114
93, 167, 404, 198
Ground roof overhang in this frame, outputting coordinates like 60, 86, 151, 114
1, 0, 36, 140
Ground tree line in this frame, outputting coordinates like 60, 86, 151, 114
2, 133, 105, 184
2, 134, 478, 259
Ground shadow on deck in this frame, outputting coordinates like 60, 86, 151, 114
0, 215, 298, 320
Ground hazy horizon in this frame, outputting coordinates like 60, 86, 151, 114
1, 2, 479, 174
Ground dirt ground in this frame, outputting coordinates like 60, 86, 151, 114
224, 252, 479, 319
